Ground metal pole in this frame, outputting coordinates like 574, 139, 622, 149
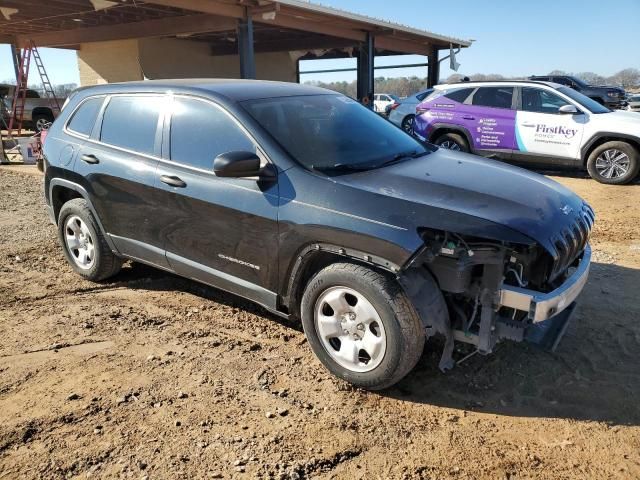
237, 7, 256, 79
427, 45, 440, 88
357, 33, 374, 108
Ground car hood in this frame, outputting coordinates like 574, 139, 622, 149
602, 110, 640, 123
335, 150, 590, 254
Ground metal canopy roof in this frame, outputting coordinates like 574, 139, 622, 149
0, 0, 471, 57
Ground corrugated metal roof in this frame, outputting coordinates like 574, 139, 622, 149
275, 0, 472, 47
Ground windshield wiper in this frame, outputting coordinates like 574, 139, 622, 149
375, 149, 430, 168
311, 163, 372, 173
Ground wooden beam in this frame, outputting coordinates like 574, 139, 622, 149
257, 13, 365, 42
375, 35, 431, 56
0, 35, 16, 44
147, 0, 245, 19
16, 13, 237, 47
146, 0, 366, 42
210, 35, 356, 55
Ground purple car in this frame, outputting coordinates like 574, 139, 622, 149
413, 80, 640, 184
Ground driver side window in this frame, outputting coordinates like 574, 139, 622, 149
521, 87, 571, 114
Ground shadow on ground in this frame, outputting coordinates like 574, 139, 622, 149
104, 260, 639, 426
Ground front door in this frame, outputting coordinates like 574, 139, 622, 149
155, 95, 280, 308
513, 87, 586, 166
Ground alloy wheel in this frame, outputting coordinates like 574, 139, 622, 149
595, 149, 630, 179
439, 140, 461, 151
314, 286, 387, 373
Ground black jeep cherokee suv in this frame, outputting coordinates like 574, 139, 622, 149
43, 80, 594, 390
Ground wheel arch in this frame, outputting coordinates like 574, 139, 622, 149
581, 133, 640, 165
48, 178, 119, 253
31, 107, 54, 119
282, 243, 401, 319
428, 122, 473, 148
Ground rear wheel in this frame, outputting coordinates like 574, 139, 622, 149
401, 114, 415, 135
300, 263, 425, 390
434, 132, 469, 152
586, 141, 639, 185
32, 112, 54, 132
58, 198, 122, 281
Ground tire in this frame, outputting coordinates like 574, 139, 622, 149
434, 132, 469, 152
32, 112, 54, 132
586, 141, 640, 185
57, 198, 122, 281
401, 114, 415, 135
300, 262, 425, 390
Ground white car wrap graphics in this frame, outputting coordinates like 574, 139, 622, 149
515, 111, 585, 158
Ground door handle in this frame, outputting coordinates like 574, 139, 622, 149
81, 154, 99, 164
462, 115, 475, 120
160, 175, 187, 188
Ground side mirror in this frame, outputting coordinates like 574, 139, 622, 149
213, 151, 262, 178
558, 104, 579, 115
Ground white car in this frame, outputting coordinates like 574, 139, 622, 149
413, 80, 640, 184
373, 93, 400, 114
627, 94, 640, 112
388, 88, 433, 134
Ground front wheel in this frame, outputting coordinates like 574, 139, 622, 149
300, 263, 425, 390
434, 132, 469, 152
586, 141, 639, 185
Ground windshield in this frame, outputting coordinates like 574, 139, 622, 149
242, 94, 431, 174
568, 76, 587, 88
558, 87, 611, 114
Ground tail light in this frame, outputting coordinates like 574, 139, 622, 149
389, 102, 400, 111
416, 105, 430, 115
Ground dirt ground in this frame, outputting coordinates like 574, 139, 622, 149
0, 167, 638, 480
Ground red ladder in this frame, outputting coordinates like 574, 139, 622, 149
8, 40, 61, 135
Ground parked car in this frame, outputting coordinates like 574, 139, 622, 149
388, 88, 433, 134
0, 84, 64, 132
626, 94, 640, 112
43, 80, 593, 390
373, 93, 399, 114
414, 80, 640, 184
529, 75, 626, 109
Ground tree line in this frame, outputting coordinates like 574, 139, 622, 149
305, 68, 640, 98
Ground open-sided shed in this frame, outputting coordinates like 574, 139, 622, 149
0, 0, 471, 103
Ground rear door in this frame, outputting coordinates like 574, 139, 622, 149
513, 86, 585, 166
465, 86, 517, 159
73, 93, 169, 268
155, 95, 280, 308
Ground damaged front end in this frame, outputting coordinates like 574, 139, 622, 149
399, 214, 593, 370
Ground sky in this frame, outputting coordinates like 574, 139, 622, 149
0, 0, 638, 86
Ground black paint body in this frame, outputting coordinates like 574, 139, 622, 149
43, 80, 590, 314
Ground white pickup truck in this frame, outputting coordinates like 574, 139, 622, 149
0, 84, 65, 132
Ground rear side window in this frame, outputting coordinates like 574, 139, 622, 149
471, 87, 514, 109
170, 97, 255, 170
100, 96, 163, 155
443, 88, 473, 103
67, 97, 104, 137
415, 89, 433, 102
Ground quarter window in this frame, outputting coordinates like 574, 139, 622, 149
170, 97, 255, 170
67, 97, 104, 137
521, 87, 571, 114
471, 87, 514, 109
443, 88, 473, 103
100, 96, 163, 155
